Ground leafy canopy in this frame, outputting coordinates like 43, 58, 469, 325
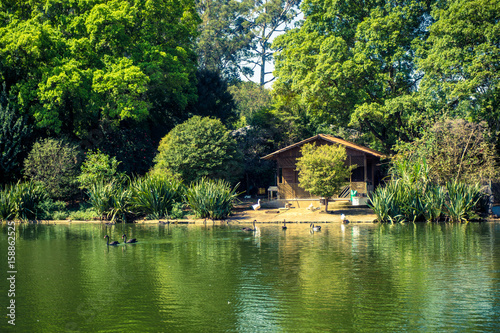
296, 143, 355, 211
154, 116, 242, 184
0, 0, 199, 137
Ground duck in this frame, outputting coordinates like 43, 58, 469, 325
122, 234, 137, 243
282, 220, 287, 230
104, 235, 119, 246
340, 214, 350, 224
310, 223, 321, 231
252, 199, 261, 210
242, 220, 257, 231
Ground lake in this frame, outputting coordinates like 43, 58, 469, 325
1, 222, 500, 332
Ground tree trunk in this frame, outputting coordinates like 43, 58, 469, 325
324, 197, 329, 213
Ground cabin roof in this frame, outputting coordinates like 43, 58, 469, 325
261, 134, 385, 160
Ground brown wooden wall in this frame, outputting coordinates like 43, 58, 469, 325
273, 139, 380, 199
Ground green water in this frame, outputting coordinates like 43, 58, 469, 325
1, 222, 500, 332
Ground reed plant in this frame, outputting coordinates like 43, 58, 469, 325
0, 185, 16, 220
185, 178, 240, 220
369, 158, 485, 223
129, 174, 183, 219
0, 181, 47, 221
444, 181, 484, 222
87, 181, 116, 219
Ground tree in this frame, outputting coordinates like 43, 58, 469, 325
395, 119, 499, 185
195, 0, 301, 85
24, 138, 81, 200
272, 0, 434, 152
417, 0, 500, 139
296, 143, 355, 212
153, 116, 242, 184
0, 86, 31, 183
240, 0, 302, 86
0, 0, 199, 137
228, 81, 272, 125
195, 0, 254, 80
185, 69, 237, 127
77, 150, 124, 190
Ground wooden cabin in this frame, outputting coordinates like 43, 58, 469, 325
261, 134, 385, 200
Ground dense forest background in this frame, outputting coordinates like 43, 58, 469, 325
0, 0, 498, 197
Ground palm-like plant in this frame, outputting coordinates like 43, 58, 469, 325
185, 178, 240, 220
129, 175, 183, 219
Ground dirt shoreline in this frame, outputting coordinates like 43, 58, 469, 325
2, 201, 378, 224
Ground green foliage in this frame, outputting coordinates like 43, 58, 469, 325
129, 174, 184, 219
68, 205, 99, 221
273, 0, 433, 152
78, 149, 124, 190
418, 0, 500, 131
154, 116, 242, 184
36, 200, 68, 221
23, 138, 81, 200
445, 181, 484, 223
396, 119, 499, 184
185, 178, 239, 220
96, 126, 157, 175
369, 158, 486, 223
87, 182, 117, 220
0, 87, 32, 183
185, 69, 237, 127
0, 0, 199, 137
0, 181, 48, 221
228, 81, 272, 126
296, 143, 355, 211
0, 185, 16, 220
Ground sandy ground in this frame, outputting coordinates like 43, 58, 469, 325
224, 200, 377, 224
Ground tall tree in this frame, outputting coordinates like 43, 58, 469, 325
417, 0, 500, 135
195, 0, 301, 85
0, 0, 199, 138
195, 0, 254, 80
0, 85, 31, 183
273, 0, 434, 152
241, 0, 301, 86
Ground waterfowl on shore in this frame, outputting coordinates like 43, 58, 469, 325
122, 234, 137, 243
252, 199, 261, 210
242, 220, 257, 231
282, 220, 287, 230
104, 235, 119, 246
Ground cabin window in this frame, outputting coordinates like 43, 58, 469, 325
278, 168, 283, 184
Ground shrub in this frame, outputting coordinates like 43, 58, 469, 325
153, 116, 242, 184
24, 138, 81, 200
129, 174, 184, 219
185, 178, 239, 220
37, 199, 68, 220
69, 206, 98, 221
78, 149, 124, 189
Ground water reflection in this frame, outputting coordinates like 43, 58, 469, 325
0, 222, 499, 332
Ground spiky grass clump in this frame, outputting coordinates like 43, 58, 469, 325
87, 181, 116, 219
0, 185, 16, 220
0, 181, 47, 221
369, 159, 485, 223
185, 178, 239, 220
129, 174, 183, 219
